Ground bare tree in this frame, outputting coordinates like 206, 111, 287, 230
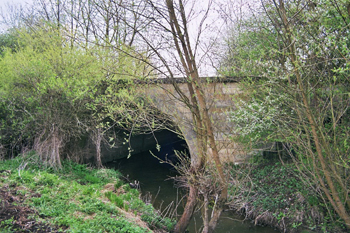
100, 1, 228, 232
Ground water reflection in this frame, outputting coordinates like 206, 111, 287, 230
106, 151, 276, 233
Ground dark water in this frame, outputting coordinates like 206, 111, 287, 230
106, 151, 276, 233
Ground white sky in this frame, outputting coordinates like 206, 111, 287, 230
0, 0, 243, 76
0, 0, 32, 11
0, 0, 34, 31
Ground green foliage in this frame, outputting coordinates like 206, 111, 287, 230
246, 164, 304, 210
140, 204, 176, 231
83, 174, 101, 184
0, 217, 15, 231
230, 93, 291, 146
34, 173, 60, 186
0, 21, 153, 166
68, 213, 149, 233
227, 162, 339, 231
225, 1, 350, 148
0, 157, 165, 232
224, 1, 350, 227
0, 26, 99, 162
114, 179, 124, 189
221, 16, 282, 77
0, 29, 21, 56
103, 186, 175, 231
105, 191, 125, 209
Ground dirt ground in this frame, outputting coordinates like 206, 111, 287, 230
0, 185, 61, 232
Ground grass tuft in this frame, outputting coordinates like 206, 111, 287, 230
0, 154, 175, 232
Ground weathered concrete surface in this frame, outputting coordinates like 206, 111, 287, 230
93, 77, 248, 164
143, 78, 248, 164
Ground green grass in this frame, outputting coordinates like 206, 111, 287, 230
0, 154, 175, 232
227, 162, 347, 233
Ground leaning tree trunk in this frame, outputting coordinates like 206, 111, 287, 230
174, 185, 198, 233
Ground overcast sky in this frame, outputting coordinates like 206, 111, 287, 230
0, 0, 243, 76
0, 0, 32, 11
0, 0, 33, 31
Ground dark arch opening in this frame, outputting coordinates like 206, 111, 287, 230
105, 128, 189, 209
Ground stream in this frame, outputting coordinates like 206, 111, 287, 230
106, 150, 276, 233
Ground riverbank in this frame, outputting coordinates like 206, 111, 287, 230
0, 154, 175, 232
226, 161, 348, 233
2, 154, 348, 233
110, 150, 277, 233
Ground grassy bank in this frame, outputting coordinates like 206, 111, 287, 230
0, 154, 175, 232
226, 161, 348, 233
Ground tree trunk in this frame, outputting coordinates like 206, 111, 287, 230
93, 128, 103, 168
165, 1, 228, 231
174, 185, 198, 233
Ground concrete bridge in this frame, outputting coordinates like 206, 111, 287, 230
101, 77, 248, 164
142, 76, 247, 164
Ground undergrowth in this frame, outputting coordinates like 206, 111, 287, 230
0, 153, 175, 232
227, 161, 348, 233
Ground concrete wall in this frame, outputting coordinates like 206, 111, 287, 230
143, 81, 249, 164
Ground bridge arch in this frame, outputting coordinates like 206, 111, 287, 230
142, 77, 248, 164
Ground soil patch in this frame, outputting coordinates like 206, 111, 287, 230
0, 186, 61, 232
